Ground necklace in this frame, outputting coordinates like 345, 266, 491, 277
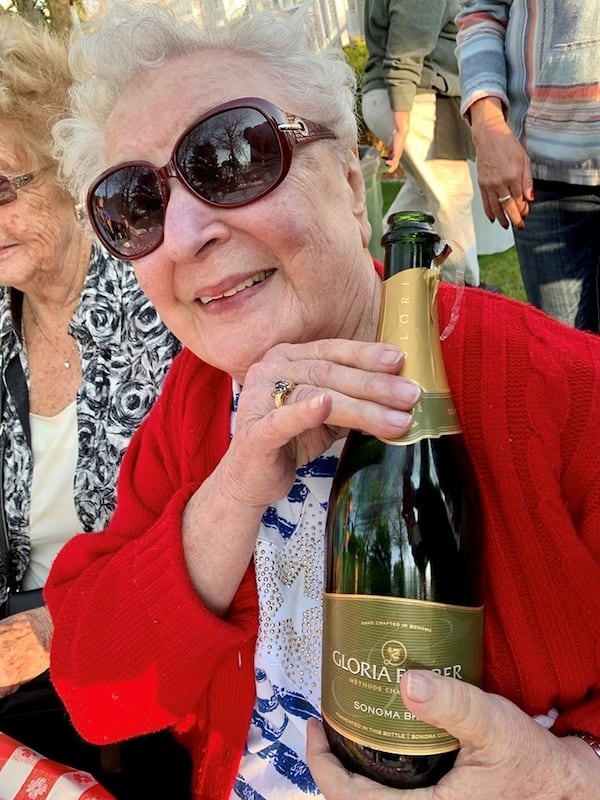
24, 296, 78, 369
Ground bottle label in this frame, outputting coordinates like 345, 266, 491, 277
321, 594, 483, 755
377, 269, 460, 445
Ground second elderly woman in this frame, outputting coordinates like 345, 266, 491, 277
0, 14, 187, 799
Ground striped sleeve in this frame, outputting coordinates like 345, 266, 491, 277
456, 1, 511, 117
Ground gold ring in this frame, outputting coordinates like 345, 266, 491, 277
271, 379, 297, 408
498, 194, 512, 204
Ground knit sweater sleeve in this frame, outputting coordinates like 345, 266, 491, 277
439, 286, 600, 739
456, 0, 511, 116
45, 350, 259, 744
545, 332, 600, 737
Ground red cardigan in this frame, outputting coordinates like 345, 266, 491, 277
46, 284, 600, 800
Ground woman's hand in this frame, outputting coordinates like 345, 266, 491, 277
0, 607, 51, 696
182, 339, 420, 616
221, 339, 419, 510
307, 670, 600, 799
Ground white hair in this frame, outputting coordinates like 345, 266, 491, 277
54, 2, 358, 203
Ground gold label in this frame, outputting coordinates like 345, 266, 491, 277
377, 269, 460, 444
321, 594, 483, 755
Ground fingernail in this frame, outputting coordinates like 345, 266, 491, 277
308, 394, 326, 410
379, 349, 405, 367
393, 380, 420, 404
405, 671, 433, 702
387, 410, 413, 430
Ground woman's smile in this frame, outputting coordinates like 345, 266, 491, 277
198, 268, 275, 305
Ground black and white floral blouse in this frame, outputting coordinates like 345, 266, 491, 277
0, 244, 181, 600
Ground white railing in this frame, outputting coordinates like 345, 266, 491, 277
154, 0, 365, 48
243, 0, 353, 47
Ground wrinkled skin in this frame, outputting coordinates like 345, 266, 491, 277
307, 671, 599, 800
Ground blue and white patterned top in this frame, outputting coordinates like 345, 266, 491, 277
230, 383, 343, 799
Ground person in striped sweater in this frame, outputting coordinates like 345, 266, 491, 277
456, 0, 600, 333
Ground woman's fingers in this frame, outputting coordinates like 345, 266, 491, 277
256, 339, 408, 383
399, 671, 584, 799
224, 339, 422, 508
292, 383, 416, 440
306, 719, 406, 800
308, 676, 592, 800
243, 339, 420, 429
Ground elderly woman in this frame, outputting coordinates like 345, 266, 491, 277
0, 14, 185, 797
46, 4, 600, 799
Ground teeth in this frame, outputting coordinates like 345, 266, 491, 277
200, 269, 274, 304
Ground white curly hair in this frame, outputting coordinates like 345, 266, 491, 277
54, 2, 359, 204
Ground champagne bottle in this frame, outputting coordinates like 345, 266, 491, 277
321, 211, 483, 789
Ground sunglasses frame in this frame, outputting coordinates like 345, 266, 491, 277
0, 168, 48, 206
87, 97, 336, 260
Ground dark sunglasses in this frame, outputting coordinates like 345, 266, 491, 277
87, 97, 336, 260
0, 168, 48, 206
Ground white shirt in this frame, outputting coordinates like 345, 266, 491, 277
23, 401, 80, 589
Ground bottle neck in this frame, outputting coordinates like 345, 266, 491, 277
383, 238, 438, 279
377, 226, 458, 445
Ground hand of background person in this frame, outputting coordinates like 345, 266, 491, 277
469, 96, 533, 231
0, 607, 52, 697
307, 670, 600, 799
383, 110, 411, 174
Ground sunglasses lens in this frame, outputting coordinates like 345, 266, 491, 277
0, 177, 17, 206
88, 106, 288, 258
90, 166, 164, 258
177, 107, 283, 206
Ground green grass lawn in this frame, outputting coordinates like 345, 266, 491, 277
479, 247, 526, 302
380, 179, 526, 302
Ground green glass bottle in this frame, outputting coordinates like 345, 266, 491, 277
321, 211, 483, 789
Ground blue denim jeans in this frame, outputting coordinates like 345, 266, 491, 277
514, 180, 600, 332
